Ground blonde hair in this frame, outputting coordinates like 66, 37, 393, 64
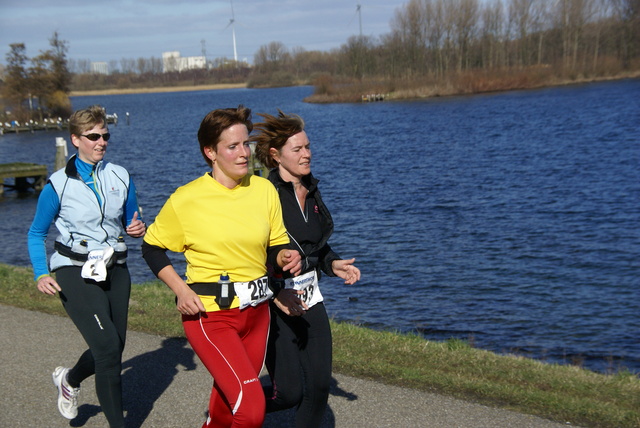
69, 105, 106, 137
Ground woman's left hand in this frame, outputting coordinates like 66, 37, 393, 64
332, 258, 361, 285
273, 288, 308, 317
126, 211, 146, 238
278, 249, 302, 276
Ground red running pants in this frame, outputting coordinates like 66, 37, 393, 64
182, 303, 270, 428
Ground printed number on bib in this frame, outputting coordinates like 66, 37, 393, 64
235, 276, 273, 310
284, 270, 323, 309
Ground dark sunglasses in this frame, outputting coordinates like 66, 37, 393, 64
81, 132, 111, 141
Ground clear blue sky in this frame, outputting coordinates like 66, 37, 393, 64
0, 0, 407, 66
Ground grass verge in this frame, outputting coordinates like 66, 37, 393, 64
1, 263, 638, 427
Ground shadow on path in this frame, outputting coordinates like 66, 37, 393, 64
262, 376, 358, 428
65, 338, 359, 427
121, 337, 197, 428
70, 404, 101, 427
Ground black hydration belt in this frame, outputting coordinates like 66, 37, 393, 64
189, 282, 237, 309
54, 241, 128, 263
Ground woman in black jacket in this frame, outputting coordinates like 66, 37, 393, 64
253, 110, 361, 428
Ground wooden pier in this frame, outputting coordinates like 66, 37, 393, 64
0, 163, 48, 196
1, 113, 118, 135
361, 93, 388, 102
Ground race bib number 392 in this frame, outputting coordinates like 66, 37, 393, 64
284, 270, 323, 308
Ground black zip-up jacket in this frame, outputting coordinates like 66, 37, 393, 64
268, 168, 340, 279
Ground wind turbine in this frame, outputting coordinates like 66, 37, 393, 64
224, 0, 238, 62
356, 4, 362, 38
349, 3, 363, 38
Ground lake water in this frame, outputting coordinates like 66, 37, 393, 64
1, 80, 638, 374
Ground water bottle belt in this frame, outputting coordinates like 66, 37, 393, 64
189, 282, 237, 297
54, 241, 127, 262
189, 275, 269, 310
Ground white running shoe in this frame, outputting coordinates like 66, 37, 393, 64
52, 366, 80, 419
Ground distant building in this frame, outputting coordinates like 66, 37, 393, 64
162, 51, 206, 73
91, 62, 109, 75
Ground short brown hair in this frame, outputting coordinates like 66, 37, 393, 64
69, 105, 107, 137
198, 105, 253, 167
252, 110, 305, 169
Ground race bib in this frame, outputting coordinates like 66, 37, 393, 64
81, 247, 114, 282
285, 270, 323, 309
234, 276, 273, 310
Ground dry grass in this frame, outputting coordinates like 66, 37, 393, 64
70, 83, 246, 97
305, 68, 640, 103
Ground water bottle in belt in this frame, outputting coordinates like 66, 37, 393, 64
70, 240, 88, 266
218, 271, 231, 308
114, 236, 127, 264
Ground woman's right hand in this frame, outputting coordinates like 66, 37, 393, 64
175, 288, 206, 316
274, 288, 308, 317
157, 265, 205, 316
36, 275, 61, 295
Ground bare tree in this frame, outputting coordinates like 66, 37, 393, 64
136, 57, 150, 74
509, 0, 535, 66
610, 0, 640, 67
2, 43, 30, 119
389, 0, 428, 77
454, 0, 480, 71
480, 0, 505, 69
149, 57, 163, 74
425, 0, 447, 76
108, 60, 119, 74
120, 58, 136, 74
46, 31, 71, 93
253, 41, 289, 73
76, 59, 92, 74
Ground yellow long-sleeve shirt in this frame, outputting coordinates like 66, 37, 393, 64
144, 173, 289, 311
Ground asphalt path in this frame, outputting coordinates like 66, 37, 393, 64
0, 304, 579, 427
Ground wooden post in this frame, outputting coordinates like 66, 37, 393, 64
55, 137, 68, 171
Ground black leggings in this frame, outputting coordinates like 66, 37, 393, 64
264, 301, 332, 428
55, 265, 131, 428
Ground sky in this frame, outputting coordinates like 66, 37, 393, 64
0, 0, 409, 67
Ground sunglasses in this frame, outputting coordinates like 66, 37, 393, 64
81, 132, 111, 141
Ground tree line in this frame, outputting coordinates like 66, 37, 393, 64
2, 0, 638, 117
374, 0, 638, 78
1, 32, 73, 123
305, 0, 640, 100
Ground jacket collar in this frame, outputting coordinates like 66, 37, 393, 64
268, 168, 318, 193
64, 154, 103, 178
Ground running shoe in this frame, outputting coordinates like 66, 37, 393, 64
52, 366, 80, 419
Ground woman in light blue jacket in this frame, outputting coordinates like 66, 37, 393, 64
27, 105, 146, 428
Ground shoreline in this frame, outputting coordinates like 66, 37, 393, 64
70, 83, 247, 97
69, 72, 640, 100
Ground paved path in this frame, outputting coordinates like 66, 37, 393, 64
0, 304, 578, 427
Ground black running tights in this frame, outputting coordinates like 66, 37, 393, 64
55, 265, 130, 428
264, 302, 332, 428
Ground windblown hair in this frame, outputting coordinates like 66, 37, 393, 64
198, 105, 253, 168
69, 105, 107, 137
252, 110, 305, 169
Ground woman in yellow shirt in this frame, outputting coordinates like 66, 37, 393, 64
142, 105, 301, 428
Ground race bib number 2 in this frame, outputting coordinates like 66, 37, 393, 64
285, 270, 323, 308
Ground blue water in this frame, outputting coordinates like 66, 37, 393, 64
1, 80, 638, 374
